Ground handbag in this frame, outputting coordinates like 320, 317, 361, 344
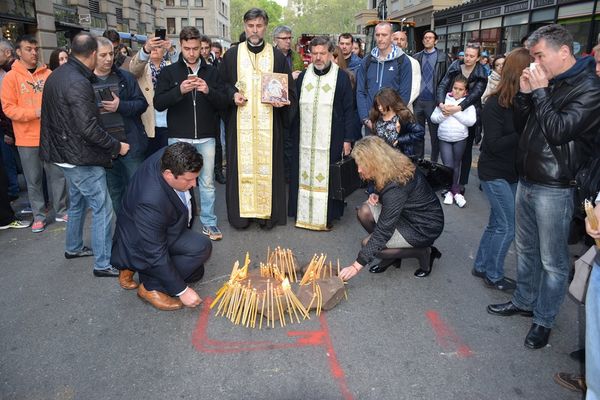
569, 246, 597, 303
574, 157, 600, 213
329, 155, 361, 201
548, 142, 600, 214
410, 157, 453, 191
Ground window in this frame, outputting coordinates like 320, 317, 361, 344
88, 0, 99, 13
181, 18, 188, 27
195, 0, 203, 6
504, 25, 528, 53
196, 18, 204, 33
166, 0, 174, 5
167, 17, 176, 34
91, 14, 107, 29
180, 0, 188, 5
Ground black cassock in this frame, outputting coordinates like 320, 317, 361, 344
218, 42, 296, 229
288, 65, 359, 226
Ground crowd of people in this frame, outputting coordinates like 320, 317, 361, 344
0, 8, 599, 398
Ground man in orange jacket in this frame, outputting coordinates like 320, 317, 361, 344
1, 35, 67, 232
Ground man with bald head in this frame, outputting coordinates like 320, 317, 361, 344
356, 22, 415, 132
392, 31, 408, 50
391, 29, 421, 112
40, 32, 130, 277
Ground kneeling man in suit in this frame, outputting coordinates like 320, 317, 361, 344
111, 142, 212, 310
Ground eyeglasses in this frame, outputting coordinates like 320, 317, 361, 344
276, 37, 293, 41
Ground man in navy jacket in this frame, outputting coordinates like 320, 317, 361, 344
356, 22, 413, 132
111, 142, 211, 311
93, 37, 148, 213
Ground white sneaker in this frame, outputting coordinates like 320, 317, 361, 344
443, 192, 454, 205
454, 193, 467, 208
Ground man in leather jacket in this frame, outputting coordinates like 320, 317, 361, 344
487, 24, 600, 350
40, 32, 130, 278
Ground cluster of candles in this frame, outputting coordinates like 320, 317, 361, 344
210, 248, 346, 329
585, 199, 600, 247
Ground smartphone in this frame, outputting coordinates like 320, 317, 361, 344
98, 87, 114, 102
187, 73, 197, 80
155, 28, 166, 41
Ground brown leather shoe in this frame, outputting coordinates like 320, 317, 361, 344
118, 269, 138, 290
137, 283, 183, 311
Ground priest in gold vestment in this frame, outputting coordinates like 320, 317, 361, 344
219, 8, 295, 229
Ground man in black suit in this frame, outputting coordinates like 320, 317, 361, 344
111, 142, 212, 311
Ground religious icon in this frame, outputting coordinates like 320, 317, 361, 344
261, 72, 290, 105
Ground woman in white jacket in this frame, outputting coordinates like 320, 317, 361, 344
431, 75, 476, 207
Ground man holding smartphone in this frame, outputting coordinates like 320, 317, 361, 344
93, 37, 148, 213
154, 26, 228, 241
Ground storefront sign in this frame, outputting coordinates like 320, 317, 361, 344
504, 1, 530, 13
533, 0, 555, 7
463, 11, 480, 21
481, 7, 502, 18
531, 0, 556, 8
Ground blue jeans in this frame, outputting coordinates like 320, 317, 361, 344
474, 179, 517, 282
587, 263, 600, 400
511, 180, 574, 328
105, 154, 143, 213
61, 166, 114, 271
168, 138, 216, 226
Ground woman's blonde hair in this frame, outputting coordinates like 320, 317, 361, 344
351, 136, 416, 191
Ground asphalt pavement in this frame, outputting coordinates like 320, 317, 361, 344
0, 153, 586, 400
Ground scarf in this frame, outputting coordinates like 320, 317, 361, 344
149, 59, 167, 89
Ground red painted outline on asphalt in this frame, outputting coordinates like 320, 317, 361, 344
425, 310, 473, 358
191, 297, 354, 400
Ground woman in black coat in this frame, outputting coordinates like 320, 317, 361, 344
472, 47, 531, 291
339, 136, 444, 281
436, 44, 488, 190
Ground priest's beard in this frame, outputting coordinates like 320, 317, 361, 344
314, 61, 331, 71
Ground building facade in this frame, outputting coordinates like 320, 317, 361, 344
354, 0, 466, 50
433, 0, 600, 57
163, 0, 230, 48
0, 0, 230, 64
